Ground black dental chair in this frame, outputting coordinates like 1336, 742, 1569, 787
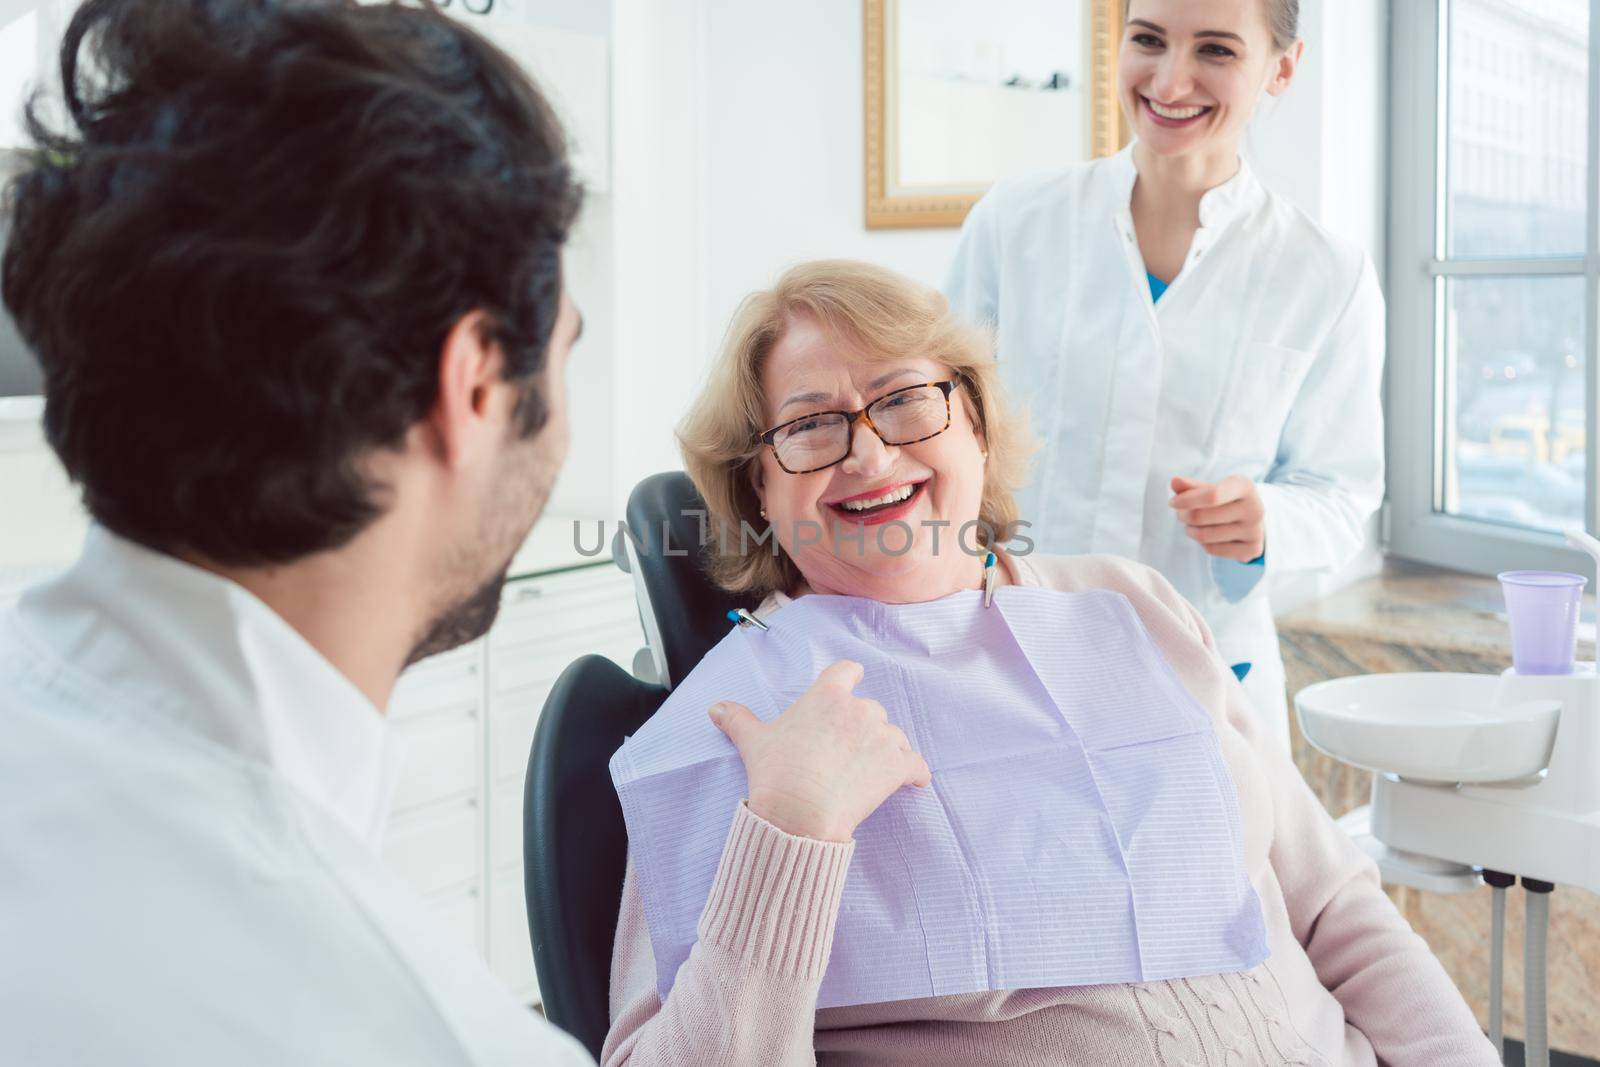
522, 471, 756, 1057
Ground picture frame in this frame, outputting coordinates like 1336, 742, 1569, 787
863, 0, 1128, 230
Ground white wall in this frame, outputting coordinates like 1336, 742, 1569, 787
1254, 0, 1393, 610
1248, 0, 1390, 270
590, 0, 706, 517
699, 0, 963, 333
593, 0, 968, 514
1315, 0, 1390, 274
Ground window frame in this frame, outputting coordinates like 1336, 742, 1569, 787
1386, 0, 1600, 576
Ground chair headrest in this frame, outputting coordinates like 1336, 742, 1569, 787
624, 471, 756, 689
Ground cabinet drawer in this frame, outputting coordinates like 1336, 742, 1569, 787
397, 641, 481, 683
392, 711, 480, 815
490, 871, 540, 1004
489, 782, 525, 875
489, 646, 573, 698
390, 644, 483, 720
430, 884, 484, 957
495, 584, 637, 634
494, 574, 636, 645
382, 803, 481, 897
489, 686, 548, 786
492, 630, 642, 695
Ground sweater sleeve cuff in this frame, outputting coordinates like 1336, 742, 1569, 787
696, 800, 856, 984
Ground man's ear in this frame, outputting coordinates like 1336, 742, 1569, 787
1266, 39, 1305, 97
429, 310, 503, 470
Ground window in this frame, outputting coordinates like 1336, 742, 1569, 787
1387, 0, 1598, 574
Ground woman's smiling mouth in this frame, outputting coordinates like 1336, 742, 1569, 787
1142, 95, 1214, 127
826, 480, 928, 525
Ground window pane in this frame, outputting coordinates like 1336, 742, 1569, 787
1447, 0, 1589, 257
1445, 276, 1586, 533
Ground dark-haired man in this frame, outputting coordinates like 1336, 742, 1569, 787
0, 0, 593, 1062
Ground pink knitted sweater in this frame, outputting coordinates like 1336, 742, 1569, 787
601, 553, 1498, 1066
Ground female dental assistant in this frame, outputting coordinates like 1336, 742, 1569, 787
944, 0, 1385, 748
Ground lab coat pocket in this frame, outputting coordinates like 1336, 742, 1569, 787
1211, 342, 1315, 465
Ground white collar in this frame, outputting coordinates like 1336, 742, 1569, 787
1108, 142, 1266, 230
14, 526, 402, 849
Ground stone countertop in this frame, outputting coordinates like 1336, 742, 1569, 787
1277, 556, 1596, 662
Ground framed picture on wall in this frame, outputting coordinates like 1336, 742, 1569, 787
864, 0, 1128, 230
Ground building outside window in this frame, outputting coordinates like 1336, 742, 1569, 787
1387, 0, 1598, 573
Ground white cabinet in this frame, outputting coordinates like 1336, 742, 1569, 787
390, 706, 481, 812
489, 869, 539, 997
382, 561, 642, 1006
433, 884, 487, 958
383, 802, 483, 898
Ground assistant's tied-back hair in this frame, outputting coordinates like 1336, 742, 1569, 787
1, 0, 581, 565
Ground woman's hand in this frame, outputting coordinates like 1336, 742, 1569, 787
708, 659, 932, 843
1169, 474, 1266, 562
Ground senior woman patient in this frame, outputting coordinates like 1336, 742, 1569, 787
601, 261, 1494, 1066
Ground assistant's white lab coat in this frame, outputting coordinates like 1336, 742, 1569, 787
0, 528, 593, 1066
945, 146, 1385, 745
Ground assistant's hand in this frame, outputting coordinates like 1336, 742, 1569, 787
1168, 475, 1266, 563
708, 660, 932, 843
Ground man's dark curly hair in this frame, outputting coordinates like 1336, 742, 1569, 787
1, 0, 582, 566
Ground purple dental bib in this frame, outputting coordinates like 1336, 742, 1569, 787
609, 585, 1268, 1009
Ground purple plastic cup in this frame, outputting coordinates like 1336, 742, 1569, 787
1498, 570, 1587, 675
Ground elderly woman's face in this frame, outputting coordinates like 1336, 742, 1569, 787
756, 314, 989, 602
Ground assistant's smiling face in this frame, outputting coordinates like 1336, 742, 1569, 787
1120, 0, 1298, 160
755, 313, 989, 603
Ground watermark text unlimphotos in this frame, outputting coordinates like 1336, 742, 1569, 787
573, 511, 1035, 560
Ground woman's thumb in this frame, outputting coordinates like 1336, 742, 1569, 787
708, 701, 757, 744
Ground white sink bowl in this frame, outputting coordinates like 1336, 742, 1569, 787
1294, 673, 1561, 784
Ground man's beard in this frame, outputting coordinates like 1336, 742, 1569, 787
402, 428, 559, 667
403, 563, 511, 667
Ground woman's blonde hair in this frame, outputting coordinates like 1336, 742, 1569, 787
678, 259, 1033, 597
